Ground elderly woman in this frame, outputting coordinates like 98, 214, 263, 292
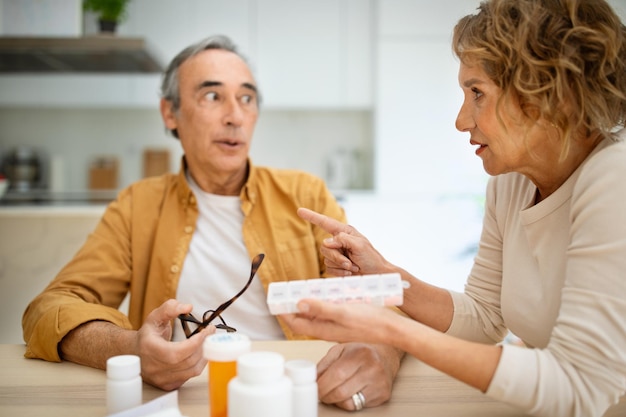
283, 1, 626, 416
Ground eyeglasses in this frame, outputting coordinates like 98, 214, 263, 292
178, 253, 265, 339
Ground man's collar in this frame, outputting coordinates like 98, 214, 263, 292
178, 155, 257, 203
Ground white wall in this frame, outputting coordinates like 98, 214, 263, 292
374, 0, 625, 196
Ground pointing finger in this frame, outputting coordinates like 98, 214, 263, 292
298, 207, 351, 236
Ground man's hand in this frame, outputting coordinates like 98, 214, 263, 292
135, 299, 213, 390
316, 342, 403, 411
59, 299, 214, 391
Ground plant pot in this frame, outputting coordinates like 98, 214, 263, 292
98, 19, 118, 34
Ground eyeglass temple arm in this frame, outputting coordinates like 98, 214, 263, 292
203, 253, 264, 325
179, 313, 202, 324
179, 315, 199, 338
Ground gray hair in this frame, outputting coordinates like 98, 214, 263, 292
160, 35, 260, 138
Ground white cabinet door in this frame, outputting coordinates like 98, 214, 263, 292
0, 0, 371, 109
121, 0, 253, 68
255, 0, 372, 108
119, 0, 253, 107
0, 0, 252, 109
374, 0, 486, 195
343, 0, 372, 107
378, 0, 476, 37
127, 0, 372, 108
0, 75, 135, 107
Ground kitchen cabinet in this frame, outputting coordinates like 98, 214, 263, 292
123, 0, 252, 67
0, 74, 161, 108
123, 0, 372, 109
374, 0, 487, 195
0, 0, 372, 109
0, 0, 82, 37
254, 0, 372, 108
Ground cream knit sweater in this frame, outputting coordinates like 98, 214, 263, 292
447, 131, 626, 417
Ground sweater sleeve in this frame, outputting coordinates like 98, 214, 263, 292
446, 176, 509, 344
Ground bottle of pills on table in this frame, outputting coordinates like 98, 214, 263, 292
285, 359, 318, 417
228, 351, 293, 417
106, 354, 142, 414
203, 333, 251, 417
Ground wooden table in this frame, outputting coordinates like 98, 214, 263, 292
0, 341, 624, 417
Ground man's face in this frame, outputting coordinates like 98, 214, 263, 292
161, 48, 259, 185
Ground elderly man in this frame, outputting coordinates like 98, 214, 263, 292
22, 35, 403, 411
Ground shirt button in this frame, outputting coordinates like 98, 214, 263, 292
170, 265, 180, 273
184, 226, 193, 233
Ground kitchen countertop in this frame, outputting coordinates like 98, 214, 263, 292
0, 204, 107, 216
0, 189, 114, 216
0, 189, 358, 215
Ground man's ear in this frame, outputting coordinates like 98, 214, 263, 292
160, 98, 178, 131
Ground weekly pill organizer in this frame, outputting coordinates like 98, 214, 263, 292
267, 273, 406, 315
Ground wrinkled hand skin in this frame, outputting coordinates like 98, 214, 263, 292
316, 342, 402, 410
135, 300, 214, 390
59, 299, 215, 391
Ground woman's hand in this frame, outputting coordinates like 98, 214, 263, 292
298, 208, 394, 276
281, 298, 399, 345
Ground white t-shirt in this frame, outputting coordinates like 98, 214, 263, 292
172, 173, 284, 342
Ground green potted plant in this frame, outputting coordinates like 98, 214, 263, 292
83, 0, 131, 34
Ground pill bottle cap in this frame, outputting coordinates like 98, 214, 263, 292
107, 355, 141, 380
285, 359, 317, 385
203, 333, 251, 362
237, 351, 285, 384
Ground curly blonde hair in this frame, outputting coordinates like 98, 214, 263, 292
453, 0, 626, 154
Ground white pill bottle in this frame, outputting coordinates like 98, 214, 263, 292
106, 354, 142, 414
285, 359, 318, 417
227, 351, 292, 417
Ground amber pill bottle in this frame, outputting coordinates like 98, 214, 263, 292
203, 333, 251, 417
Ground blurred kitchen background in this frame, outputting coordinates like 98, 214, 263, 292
0, 0, 625, 343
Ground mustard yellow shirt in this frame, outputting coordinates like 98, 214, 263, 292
22, 160, 346, 362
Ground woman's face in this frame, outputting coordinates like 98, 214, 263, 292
455, 60, 550, 178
